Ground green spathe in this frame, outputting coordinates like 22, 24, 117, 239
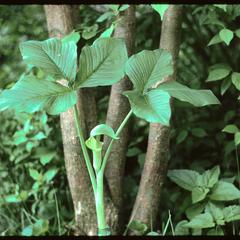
0, 76, 77, 115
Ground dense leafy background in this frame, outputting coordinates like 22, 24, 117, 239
0, 4, 239, 236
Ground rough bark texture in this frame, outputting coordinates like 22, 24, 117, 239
129, 6, 183, 234
103, 6, 135, 230
44, 5, 118, 235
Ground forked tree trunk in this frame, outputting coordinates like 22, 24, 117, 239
129, 5, 183, 234
104, 5, 136, 231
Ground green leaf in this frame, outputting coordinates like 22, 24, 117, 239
210, 181, 240, 201
191, 128, 207, 138
202, 165, 220, 188
0, 76, 77, 115
192, 187, 209, 203
186, 202, 206, 220
231, 72, 240, 90
219, 29, 234, 46
43, 168, 58, 182
146, 231, 160, 236
4, 194, 21, 203
222, 124, 239, 134
167, 169, 201, 191
29, 168, 40, 181
157, 81, 220, 106
90, 124, 118, 139
208, 34, 223, 46
13, 131, 27, 145
214, 4, 227, 12
100, 24, 115, 38
125, 49, 173, 93
151, 4, 169, 20
82, 25, 99, 40
20, 38, 77, 82
108, 5, 119, 11
40, 152, 55, 165
207, 227, 224, 236
75, 38, 127, 88
223, 205, 240, 222
183, 212, 215, 229
124, 89, 171, 125
96, 12, 114, 22
61, 31, 80, 44
234, 132, 240, 146
119, 4, 129, 12
176, 130, 188, 144
235, 29, 240, 39
128, 220, 148, 235
205, 202, 224, 224
220, 78, 232, 95
206, 64, 231, 82
22, 226, 33, 236
33, 132, 46, 140
175, 220, 190, 235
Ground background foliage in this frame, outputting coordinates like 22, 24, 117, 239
0, 4, 239, 236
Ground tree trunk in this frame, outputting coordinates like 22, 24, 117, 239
44, 5, 98, 235
103, 5, 136, 231
129, 5, 183, 234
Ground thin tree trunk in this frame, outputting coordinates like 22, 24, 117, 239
103, 6, 136, 230
44, 5, 118, 235
44, 5, 98, 235
129, 5, 183, 234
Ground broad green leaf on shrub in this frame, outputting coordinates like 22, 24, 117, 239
123, 89, 171, 125
167, 169, 201, 191
61, 31, 80, 44
108, 4, 119, 11
100, 24, 115, 38
175, 220, 190, 235
231, 72, 240, 90
191, 128, 207, 138
223, 205, 240, 222
90, 124, 118, 139
82, 24, 98, 40
0, 76, 77, 115
207, 227, 224, 236
183, 212, 215, 229
75, 38, 127, 88
214, 4, 227, 11
234, 132, 240, 146
205, 202, 224, 225
29, 168, 41, 181
119, 4, 129, 11
13, 131, 27, 145
202, 165, 220, 188
235, 29, 240, 39
186, 202, 206, 220
33, 132, 46, 140
40, 152, 55, 165
157, 81, 220, 106
192, 187, 209, 203
96, 12, 114, 22
210, 181, 240, 201
22, 226, 33, 236
125, 49, 173, 93
222, 124, 239, 134
220, 78, 232, 95
207, 34, 223, 46
206, 64, 231, 82
43, 168, 58, 183
151, 4, 169, 20
146, 231, 160, 236
176, 130, 188, 144
221, 176, 236, 184
219, 29, 234, 45
20, 38, 77, 82
128, 220, 148, 235
22, 219, 49, 236
4, 194, 22, 203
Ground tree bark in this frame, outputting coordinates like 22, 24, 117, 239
103, 6, 136, 230
129, 5, 183, 234
44, 5, 99, 235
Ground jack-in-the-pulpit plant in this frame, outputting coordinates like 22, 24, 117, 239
0, 32, 220, 236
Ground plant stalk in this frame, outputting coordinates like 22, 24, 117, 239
73, 104, 97, 194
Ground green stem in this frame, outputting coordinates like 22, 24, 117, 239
100, 109, 133, 174
73, 104, 97, 194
